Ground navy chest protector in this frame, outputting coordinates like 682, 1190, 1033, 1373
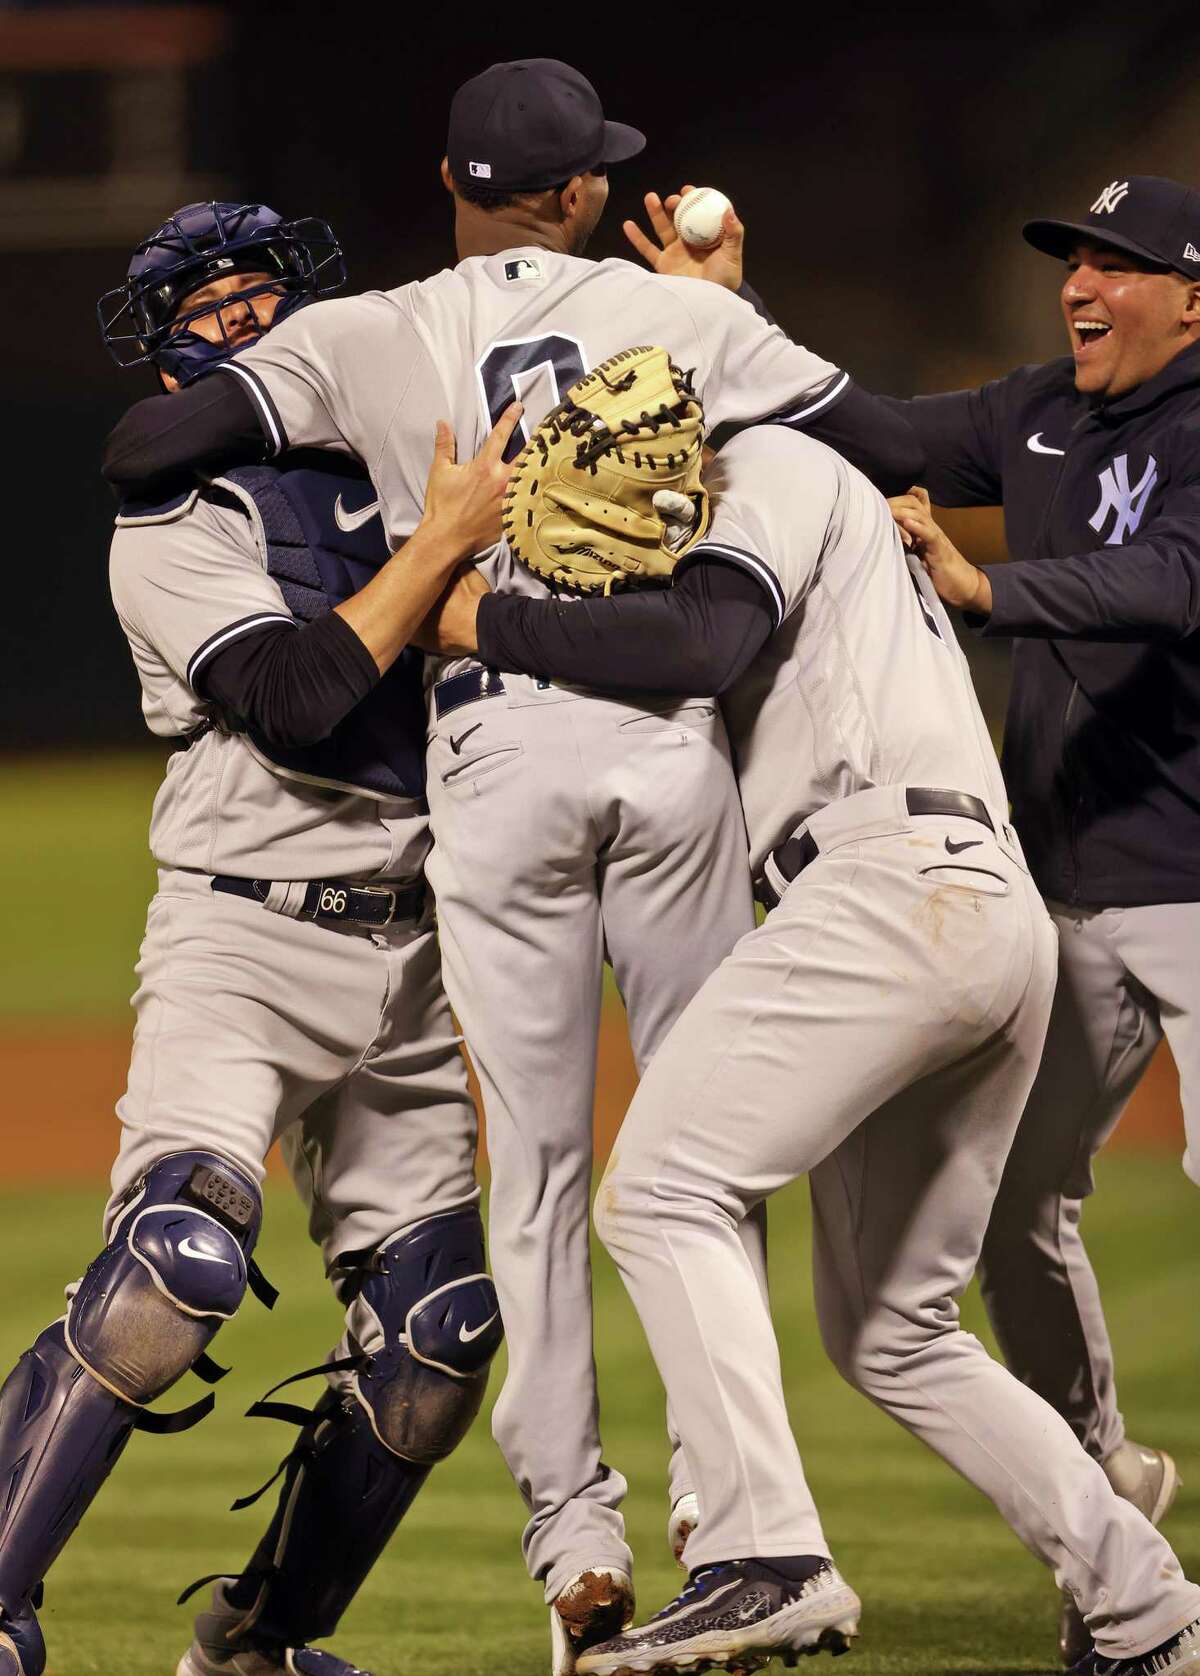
215, 453, 426, 802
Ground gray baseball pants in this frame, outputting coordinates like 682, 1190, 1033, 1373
424, 674, 758, 1598
979, 898, 1200, 1463
594, 794, 1200, 1659
108, 867, 480, 1328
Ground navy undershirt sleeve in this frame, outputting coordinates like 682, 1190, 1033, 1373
475, 559, 774, 696
103, 374, 268, 497
196, 610, 380, 748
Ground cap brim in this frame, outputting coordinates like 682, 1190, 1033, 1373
601, 120, 646, 165
1023, 217, 1171, 269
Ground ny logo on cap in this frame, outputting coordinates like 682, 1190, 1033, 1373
1091, 180, 1130, 215
469, 160, 492, 179
1089, 453, 1157, 546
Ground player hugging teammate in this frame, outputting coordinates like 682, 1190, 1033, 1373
0, 201, 514, 1676
4, 53, 1199, 1676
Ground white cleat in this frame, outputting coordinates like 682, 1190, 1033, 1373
668, 1494, 701, 1570
1060, 1442, 1181, 1668
576, 1558, 860, 1675
551, 1568, 636, 1676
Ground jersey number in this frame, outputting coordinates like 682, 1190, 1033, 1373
476, 335, 588, 461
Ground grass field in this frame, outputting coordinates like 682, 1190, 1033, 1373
3, 1154, 1196, 1676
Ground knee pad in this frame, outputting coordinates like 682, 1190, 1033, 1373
68, 1151, 263, 1406
347, 1208, 503, 1465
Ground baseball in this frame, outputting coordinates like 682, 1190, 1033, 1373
673, 186, 732, 249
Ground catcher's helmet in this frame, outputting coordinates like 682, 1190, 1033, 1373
98, 200, 345, 386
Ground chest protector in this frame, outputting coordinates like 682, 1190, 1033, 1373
214, 452, 426, 802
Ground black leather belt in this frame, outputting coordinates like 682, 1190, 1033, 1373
759, 788, 994, 909
434, 667, 506, 720
211, 875, 426, 928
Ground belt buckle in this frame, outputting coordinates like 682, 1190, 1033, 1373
360, 885, 397, 925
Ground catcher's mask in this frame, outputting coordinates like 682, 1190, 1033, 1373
98, 200, 345, 386
502, 346, 710, 597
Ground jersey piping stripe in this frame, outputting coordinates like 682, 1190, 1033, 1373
684, 542, 786, 628
187, 612, 296, 687
772, 368, 851, 426
220, 363, 286, 458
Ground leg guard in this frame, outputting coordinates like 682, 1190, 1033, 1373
70, 1150, 263, 1405
203, 1209, 502, 1649
0, 1152, 262, 1620
208, 1388, 431, 1649
347, 1207, 503, 1465
0, 1597, 45, 1676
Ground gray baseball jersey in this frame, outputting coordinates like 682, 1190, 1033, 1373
106, 481, 480, 1300
222, 248, 844, 556
216, 251, 832, 1596
590, 428, 1200, 1656
686, 425, 1008, 872
110, 488, 429, 882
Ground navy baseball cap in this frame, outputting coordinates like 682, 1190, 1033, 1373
1024, 175, 1200, 280
447, 59, 645, 193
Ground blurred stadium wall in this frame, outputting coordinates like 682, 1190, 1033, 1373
0, 1, 1192, 1175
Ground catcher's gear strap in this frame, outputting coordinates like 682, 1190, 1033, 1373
503, 345, 709, 597
475, 554, 774, 697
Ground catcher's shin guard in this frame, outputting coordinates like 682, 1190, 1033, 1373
0, 1597, 46, 1676
199, 1208, 503, 1647
202, 1388, 432, 1648
0, 1151, 266, 1619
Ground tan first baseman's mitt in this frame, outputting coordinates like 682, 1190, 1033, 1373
502, 346, 709, 596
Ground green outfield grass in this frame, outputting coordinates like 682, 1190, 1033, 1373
0, 751, 163, 1020
2, 1154, 1195, 1676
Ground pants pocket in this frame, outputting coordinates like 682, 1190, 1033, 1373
917, 863, 1011, 897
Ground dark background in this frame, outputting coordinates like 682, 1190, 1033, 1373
3, 0, 1198, 748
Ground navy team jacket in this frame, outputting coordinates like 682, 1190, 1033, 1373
892, 339, 1200, 907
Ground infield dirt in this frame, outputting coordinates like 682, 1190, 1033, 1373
1, 1016, 1183, 1181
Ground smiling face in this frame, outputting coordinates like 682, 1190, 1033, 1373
1062, 241, 1200, 399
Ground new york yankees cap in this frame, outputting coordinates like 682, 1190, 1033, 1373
1024, 175, 1200, 279
447, 59, 645, 194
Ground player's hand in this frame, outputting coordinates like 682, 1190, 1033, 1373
412, 565, 488, 656
622, 187, 745, 291
888, 487, 993, 615
419, 402, 523, 559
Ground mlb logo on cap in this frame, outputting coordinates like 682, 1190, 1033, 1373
469, 161, 492, 179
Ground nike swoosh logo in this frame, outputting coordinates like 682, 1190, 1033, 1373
450, 723, 482, 755
333, 493, 381, 532
1026, 432, 1065, 456
459, 1311, 499, 1344
178, 1234, 233, 1265
945, 837, 983, 855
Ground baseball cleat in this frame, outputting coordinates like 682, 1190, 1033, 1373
575, 1557, 860, 1675
1068, 1615, 1200, 1674
176, 1581, 373, 1676
0, 1603, 46, 1676
1060, 1442, 1181, 1668
669, 1494, 701, 1570
551, 1568, 636, 1676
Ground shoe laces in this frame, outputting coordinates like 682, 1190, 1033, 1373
650, 1564, 735, 1622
